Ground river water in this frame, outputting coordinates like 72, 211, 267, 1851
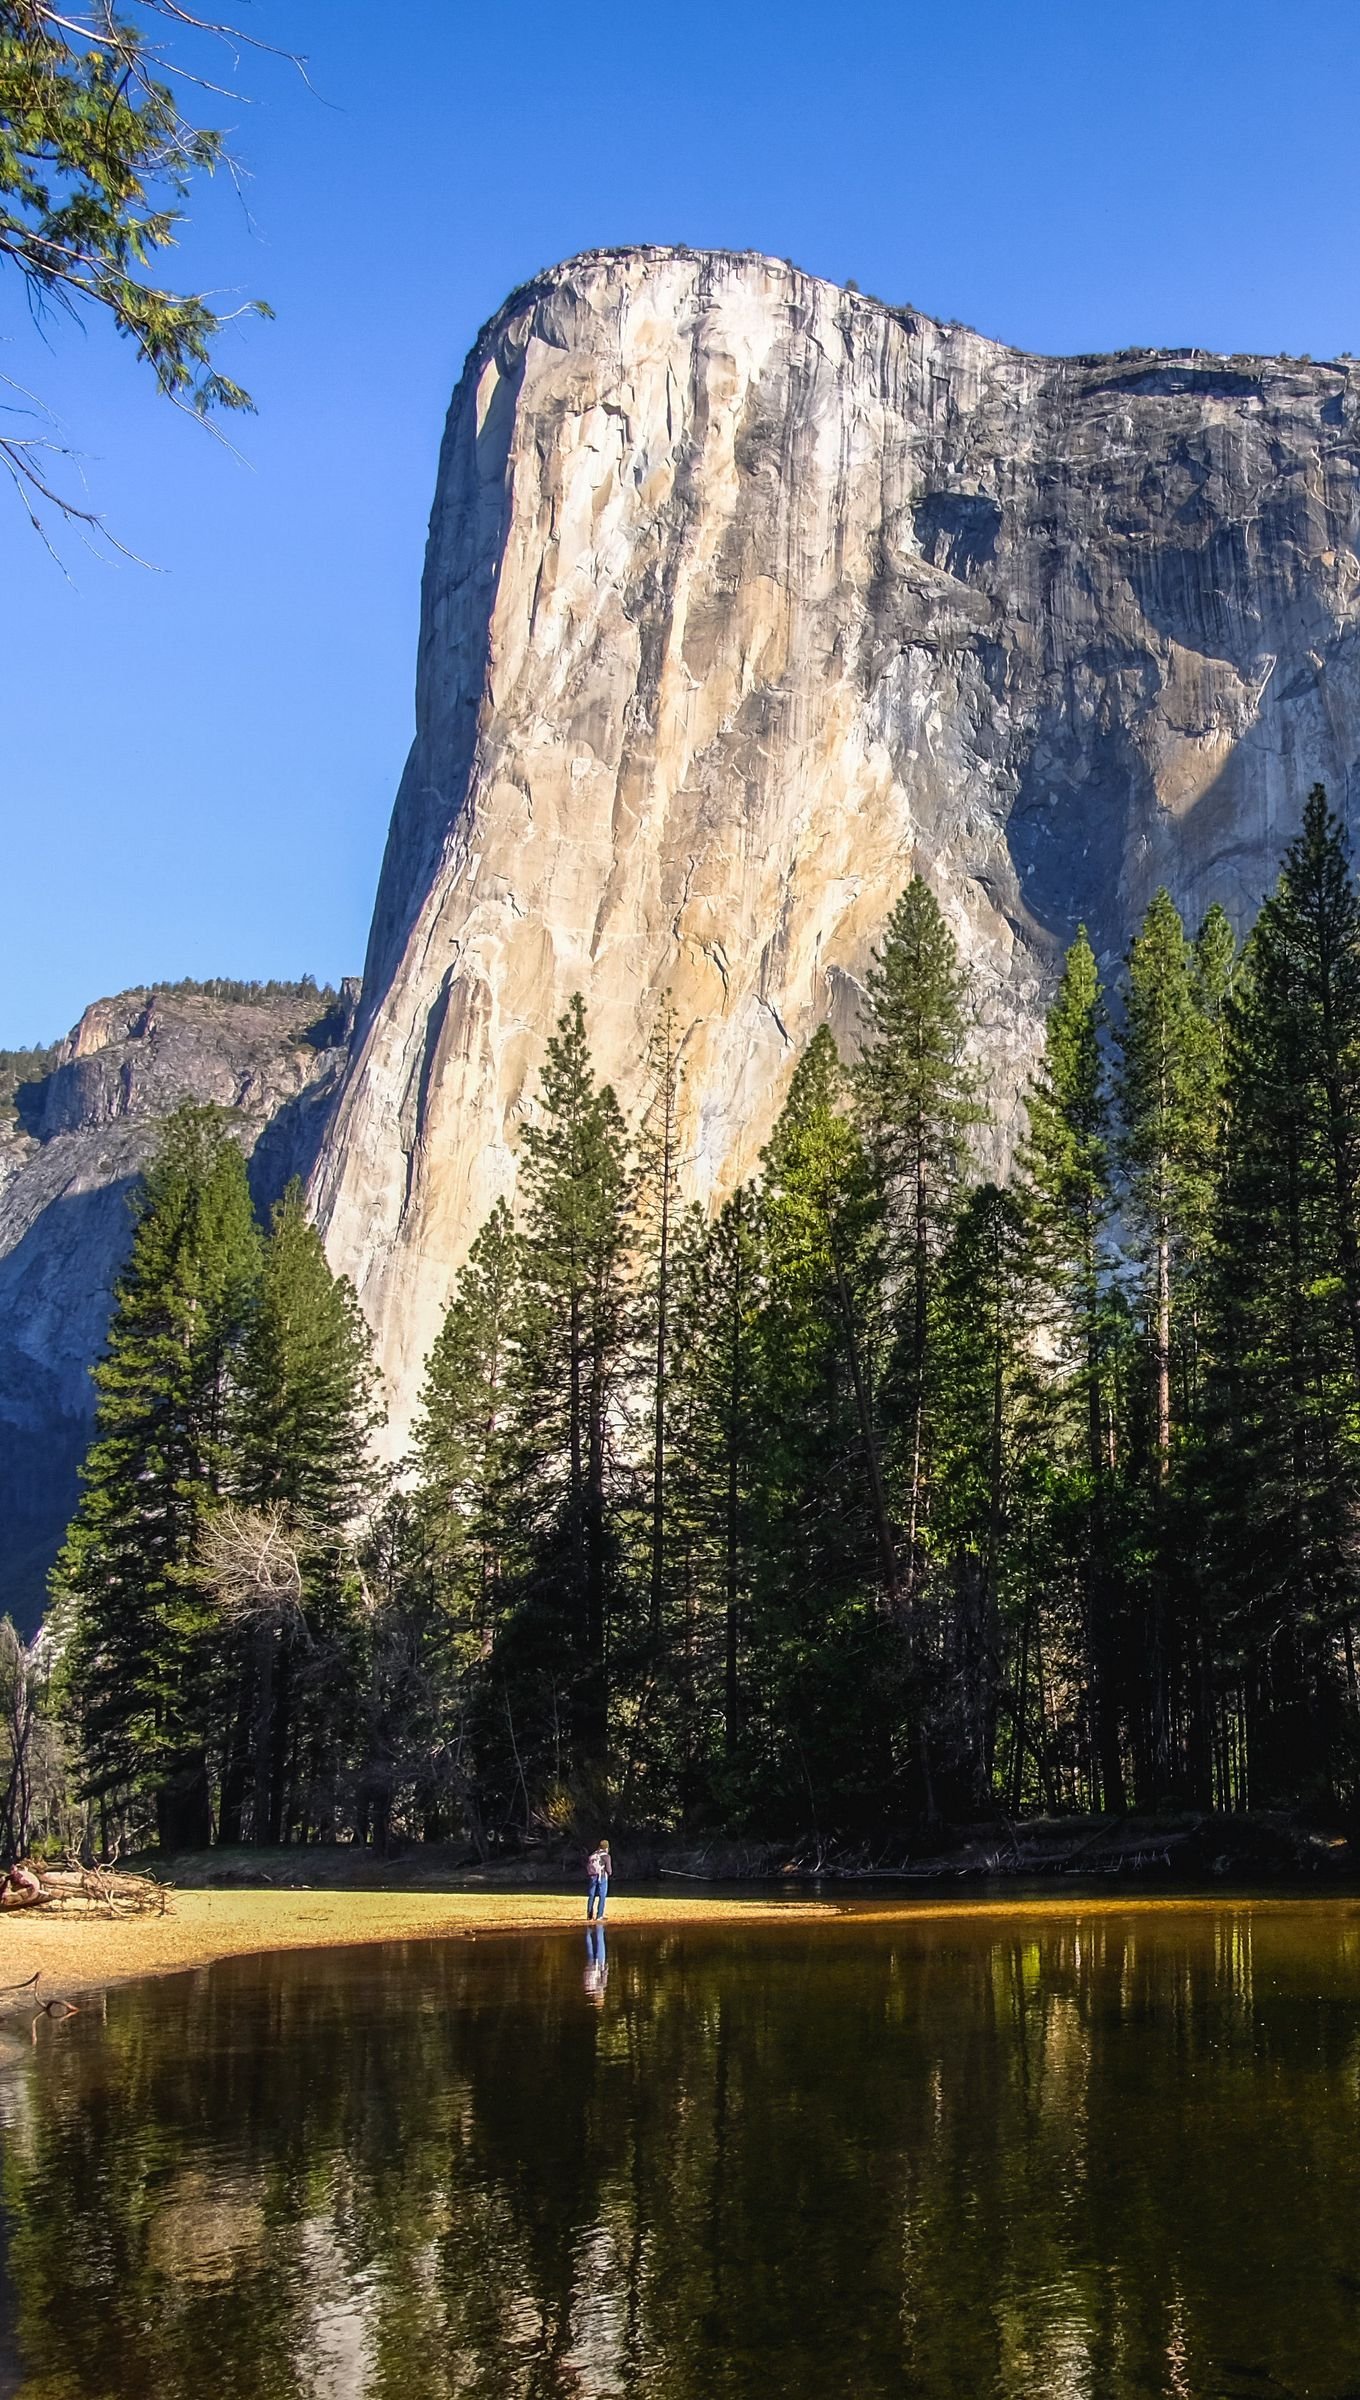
2, 1897, 1360, 2398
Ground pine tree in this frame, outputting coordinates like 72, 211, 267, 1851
350, 1204, 520, 1857
753, 1029, 905, 1829
1116, 890, 1219, 1486
353, 1493, 487, 1856
237, 1182, 375, 1528
56, 1105, 259, 1849
224, 1181, 376, 1845
1114, 892, 1223, 1794
765, 1027, 895, 1603
930, 1184, 1036, 1811
1180, 905, 1238, 1432
1203, 791, 1360, 1803
497, 996, 634, 1793
855, 878, 984, 1583
1263, 788, 1360, 1385
1019, 927, 1124, 1810
668, 1190, 765, 1784
635, 997, 685, 1646
1023, 927, 1111, 1358
411, 1198, 517, 1633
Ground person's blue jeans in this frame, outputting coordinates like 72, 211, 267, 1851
587, 1875, 608, 1920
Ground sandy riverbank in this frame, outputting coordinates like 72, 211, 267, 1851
0, 1888, 843, 2019
3, 1884, 1352, 2026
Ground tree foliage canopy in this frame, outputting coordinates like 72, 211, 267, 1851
0, 1, 281, 540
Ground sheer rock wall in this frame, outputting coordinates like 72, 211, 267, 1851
306, 244, 1360, 1440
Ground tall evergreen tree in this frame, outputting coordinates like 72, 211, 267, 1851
1114, 892, 1225, 1794
1019, 926, 1124, 1809
668, 1190, 766, 1786
765, 1027, 895, 1605
1204, 791, 1360, 1802
393, 1201, 521, 1844
930, 1183, 1037, 1812
753, 1029, 905, 1829
1116, 890, 1222, 1484
56, 1105, 259, 1848
635, 997, 685, 1646
222, 1180, 376, 1844
1179, 905, 1238, 1433
411, 1198, 518, 1635
498, 996, 634, 1792
855, 877, 984, 1583
1264, 788, 1360, 1386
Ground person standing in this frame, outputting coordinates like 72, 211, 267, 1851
586, 1839, 611, 1920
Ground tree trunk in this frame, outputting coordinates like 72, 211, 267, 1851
648, 1102, 672, 1644
218, 1641, 254, 1847
584, 1327, 609, 1764
1316, 931, 1360, 1390
906, 1148, 930, 1588
266, 1640, 292, 1846
723, 1273, 744, 1756
1086, 1296, 1125, 1814
251, 1625, 275, 1845
1154, 1220, 1172, 1482
157, 1752, 212, 1852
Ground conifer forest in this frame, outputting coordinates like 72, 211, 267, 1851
42, 788, 1360, 1853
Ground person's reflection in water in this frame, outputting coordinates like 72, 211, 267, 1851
583, 1921, 609, 2005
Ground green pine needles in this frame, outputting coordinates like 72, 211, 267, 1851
48, 798, 1360, 1853
1, 2, 282, 542
54, 1114, 376, 1850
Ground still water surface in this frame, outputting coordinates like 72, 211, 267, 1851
3, 1899, 1360, 2398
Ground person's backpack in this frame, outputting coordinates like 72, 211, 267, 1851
588, 1848, 607, 1880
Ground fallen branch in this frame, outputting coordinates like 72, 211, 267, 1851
35, 1854, 174, 1918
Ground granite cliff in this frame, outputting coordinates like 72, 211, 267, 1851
312, 244, 1360, 1445
0, 984, 354, 1628
12, 244, 1360, 1592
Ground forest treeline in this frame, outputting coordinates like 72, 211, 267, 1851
21, 784, 1360, 1855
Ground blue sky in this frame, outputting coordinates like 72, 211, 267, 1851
5, 0, 1360, 1045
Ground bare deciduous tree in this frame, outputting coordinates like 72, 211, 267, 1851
196, 1503, 307, 1632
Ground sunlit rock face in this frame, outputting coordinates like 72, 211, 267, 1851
313, 243, 1360, 1441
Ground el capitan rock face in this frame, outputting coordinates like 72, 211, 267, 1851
313, 244, 1360, 1445
10, 248, 1360, 1599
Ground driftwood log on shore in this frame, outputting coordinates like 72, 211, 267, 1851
0, 1856, 170, 1919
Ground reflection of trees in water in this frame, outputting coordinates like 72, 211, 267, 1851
6, 1913, 1360, 2398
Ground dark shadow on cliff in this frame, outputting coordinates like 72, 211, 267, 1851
248, 1064, 348, 1214
1005, 689, 1156, 961
0, 1178, 141, 1633
1152, 620, 1360, 933
1007, 618, 1360, 964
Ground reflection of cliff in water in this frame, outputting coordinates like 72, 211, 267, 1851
5, 1907, 1360, 2398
